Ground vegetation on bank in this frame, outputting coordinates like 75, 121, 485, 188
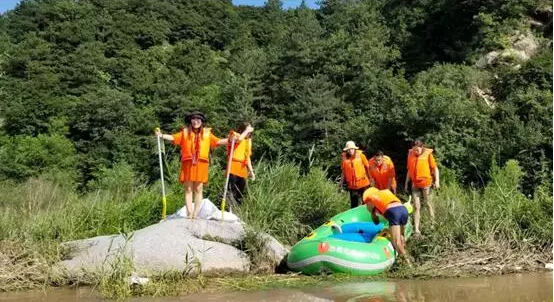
0, 0, 551, 298
0, 159, 551, 297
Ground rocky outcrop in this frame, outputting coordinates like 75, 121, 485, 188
476, 31, 539, 69
58, 218, 288, 278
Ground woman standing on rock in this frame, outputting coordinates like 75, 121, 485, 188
156, 112, 254, 219
155, 112, 217, 219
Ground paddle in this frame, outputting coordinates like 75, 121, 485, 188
155, 127, 167, 221
221, 136, 236, 221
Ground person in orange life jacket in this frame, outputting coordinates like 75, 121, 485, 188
339, 141, 371, 208
368, 150, 397, 194
226, 122, 255, 206
363, 187, 411, 265
404, 140, 440, 237
155, 112, 253, 219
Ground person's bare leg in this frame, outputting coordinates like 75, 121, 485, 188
412, 189, 422, 235
423, 187, 435, 222
184, 181, 194, 219
390, 225, 410, 265
192, 182, 204, 219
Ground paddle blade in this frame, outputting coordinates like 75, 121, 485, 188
162, 196, 167, 220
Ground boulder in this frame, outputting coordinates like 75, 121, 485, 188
513, 34, 538, 56
475, 31, 539, 68
59, 219, 250, 277
58, 218, 289, 278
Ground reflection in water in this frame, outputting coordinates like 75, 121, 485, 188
306, 272, 553, 302
0, 287, 103, 302
0, 273, 551, 302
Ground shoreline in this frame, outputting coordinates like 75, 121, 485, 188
49, 250, 554, 298
0, 233, 551, 298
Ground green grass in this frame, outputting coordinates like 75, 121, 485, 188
411, 160, 552, 257
0, 159, 551, 298
236, 159, 348, 246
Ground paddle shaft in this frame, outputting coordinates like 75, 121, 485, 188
156, 130, 167, 220
221, 137, 236, 217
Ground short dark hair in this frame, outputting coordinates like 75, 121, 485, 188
374, 150, 384, 157
413, 140, 424, 147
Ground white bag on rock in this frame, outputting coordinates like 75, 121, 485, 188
166, 198, 239, 222
208, 210, 240, 223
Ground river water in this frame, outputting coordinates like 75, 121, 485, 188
0, 272, 551, 302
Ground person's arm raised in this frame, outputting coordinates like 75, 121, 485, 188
237, 125, 254, 141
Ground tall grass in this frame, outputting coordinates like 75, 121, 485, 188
408, 160, 552, 271
0, 162, 166, 291
0, 158, 551, 293
237, 159, 348, 246
0, 159, 346, 291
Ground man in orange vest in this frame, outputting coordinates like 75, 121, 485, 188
404, 140, 440, 237
339, 141, 371, 208
226, 122, 255, 206
368, 150, 397, 194
363, 188, 411, 265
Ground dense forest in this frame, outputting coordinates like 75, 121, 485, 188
0, 1, 551, 294
0, 0, 552, 194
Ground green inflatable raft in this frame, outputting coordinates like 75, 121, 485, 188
286, 203, 413, 275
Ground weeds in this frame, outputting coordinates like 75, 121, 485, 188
406, 160, 552, 274
0, 159, 550, 297
236, 159, 347, 246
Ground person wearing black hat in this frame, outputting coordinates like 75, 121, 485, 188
156, 112, 253, 219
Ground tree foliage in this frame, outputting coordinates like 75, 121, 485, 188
0, 0, 551, 193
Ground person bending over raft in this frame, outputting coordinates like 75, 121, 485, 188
339, 141, 371, 208
363, 187, 411, 265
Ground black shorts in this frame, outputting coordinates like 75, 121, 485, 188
384, 206, 408, 226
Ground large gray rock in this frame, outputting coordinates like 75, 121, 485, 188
178, 217, 246, 244
171, 219, 289, 265
259, 232, 289, 265
58, 219, 289, 278
59, 219, 249, 277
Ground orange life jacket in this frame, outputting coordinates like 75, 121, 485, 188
179, 127, 211, 162
368, 155, 394, 172
363, 189, 401, 214
341, 150, 369, 189
368, 156, 396, 190
407, 148, 433, 188
228, 131, 251, 165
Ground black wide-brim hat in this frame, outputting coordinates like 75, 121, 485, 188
185, 112, 206, 124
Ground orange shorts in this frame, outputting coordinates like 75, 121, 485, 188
179, 160, 209, 184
